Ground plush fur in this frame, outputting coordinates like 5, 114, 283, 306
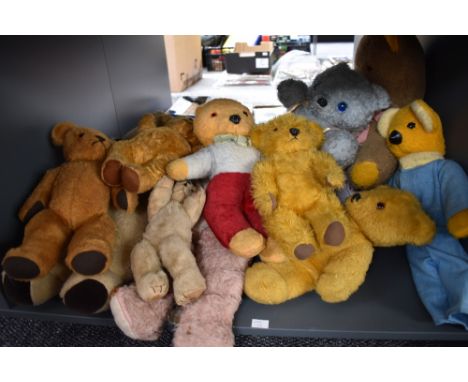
111, 224, 247, 346
345, 186, 436, 246
3, 123, 116, 280
2, 124, 146, 313
167, 99, 266, 258
354, 36, 426, 107
101, 113, 199, 194
245, 114, 374, 304
278, 62, 391, 170
130, 176, 206, 306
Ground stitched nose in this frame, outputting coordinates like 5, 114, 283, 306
351, 193, 361, 202
289, 128, 300, 137
389, 130, 402, 145
229, 114, 241, 124
96, 135, 106, 142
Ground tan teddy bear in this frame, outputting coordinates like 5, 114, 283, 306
130, 176, 206, 306
166, 99, 266, 258
245, 113, 374, 304
101, 112, 200, 194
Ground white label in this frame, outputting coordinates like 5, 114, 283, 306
255, 58, 269, 69
251, 319, 269, 329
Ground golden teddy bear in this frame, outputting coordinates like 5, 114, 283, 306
101, 112, 201, 194
245, 113, 374, 304
129, 176, 206, 307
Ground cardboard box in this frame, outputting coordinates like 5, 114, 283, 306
164, 35, 202, 92
224, 41, 274, 74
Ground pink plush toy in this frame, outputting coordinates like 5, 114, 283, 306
110, 223, 248, 346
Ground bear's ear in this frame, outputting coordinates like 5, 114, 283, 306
410, 100, 440, 133
277, 79, 308, 108
250, 125, 262, 149
51, 122, 76, 146
377, 108, 399, 137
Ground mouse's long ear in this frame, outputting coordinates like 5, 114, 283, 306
51, 122, 76, 146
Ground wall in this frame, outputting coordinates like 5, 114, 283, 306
0, 36, 172, 254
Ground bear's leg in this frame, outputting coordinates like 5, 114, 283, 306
205, 173, 265, 258
101, 141, 133, 187
265, 206, 318, 261
60, 270, 123, 314
173, 227, 248, 347
158, 234, 206, 306
244, 259, 318, 305
2, 209, 71, 280
315, 235, 373, 303
2, 263, 70, 306
110, 284, 174, 341
121, 156, 167, 194
131, 239, 169, 302
66, 214, 116, 276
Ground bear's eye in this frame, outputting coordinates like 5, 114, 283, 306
273, 128, 278, 132
407, 122, 416, 129
376, 202, 385, 210
243, 111, 249, 116
211, 112, 217, 117
317, 97, 328, 107
337, 102, 348, 112
78, 133, 85, 138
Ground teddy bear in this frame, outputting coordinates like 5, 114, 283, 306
1, 122, 147, 314
166, 98, 266, 259
2, 122, 118, 282
101, 112, 200, 194
377, 99, 468, 329
277, 62, 391, 174
110, 223, 247, 346
245, 113, 374, 304
129, 175, 206, 306
2, 206, 147, 314
349, 35, 426, 189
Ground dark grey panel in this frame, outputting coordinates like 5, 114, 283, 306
423, 36, 468, 172
102, 36, 172, 134
0, 36, 119, 254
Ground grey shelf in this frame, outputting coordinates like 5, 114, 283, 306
2, 245, 468, 341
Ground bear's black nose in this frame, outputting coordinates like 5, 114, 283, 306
289, 128, 300, 137
317, 97, 328, 107
96, 135, 106, 142
229, 114, 241, 124
389, 130, 402, 145
351, 193, 361, 202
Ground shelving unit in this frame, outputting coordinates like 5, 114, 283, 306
1, 35, 468, 342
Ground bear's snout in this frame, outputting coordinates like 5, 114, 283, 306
350, 193, 361, 202
389, 130, 402, 145
289, 128, 300, 137
229, 114, 241, 124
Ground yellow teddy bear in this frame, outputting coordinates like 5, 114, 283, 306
245, 114, 374, 304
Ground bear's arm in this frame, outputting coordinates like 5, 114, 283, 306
251, 160, 278, 217
310, 151, 345, 189
18, 167, 61, 222
440, 160, 468, 238
167, 147, 213, 181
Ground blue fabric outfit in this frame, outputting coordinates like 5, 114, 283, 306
389, 159, 468, 329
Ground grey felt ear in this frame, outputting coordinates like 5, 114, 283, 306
277, 79, 308, 108
372, 84, 392, 110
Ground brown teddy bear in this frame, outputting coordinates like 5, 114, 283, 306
130, 176, 206, 306
3, 122, 118, 281
349, 35, 426, 189
166, 99, 266, 259
245, 113, 374, 304
1, 122, 148, 314
101, 113, 200, 194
